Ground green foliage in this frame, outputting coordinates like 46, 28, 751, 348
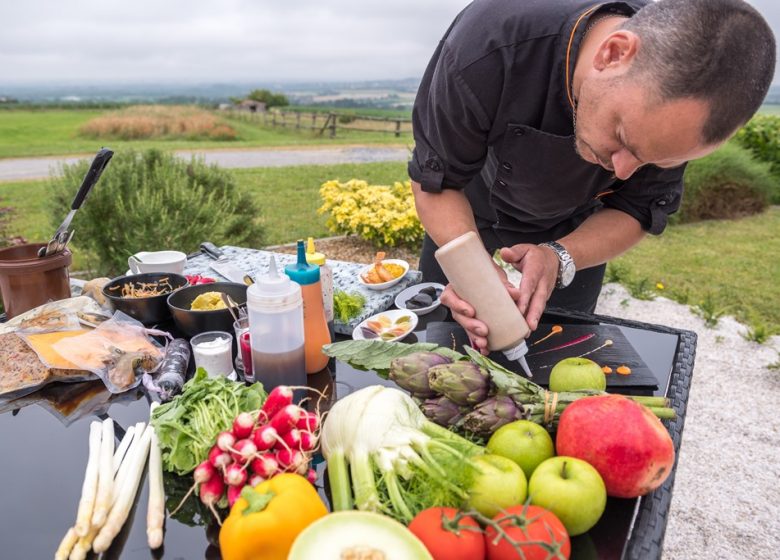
0, 201, 12, 248
691, 293, 725, 328
48, 149, 264, 276
604, 261, 631, 284
679, 141, 776, 222
735, 115, 780, 195
627, 277, 656, 301
247, 89, 289, 108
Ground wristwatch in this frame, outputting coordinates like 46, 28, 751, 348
539, 241, 576, 289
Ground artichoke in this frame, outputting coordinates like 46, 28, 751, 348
389, 352, 452, 397
427, 362, 490, 406
420, 396, 464, 426
460, 395, 526, 436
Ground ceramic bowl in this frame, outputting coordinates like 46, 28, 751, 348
352, 309, 418, 342
356, 259, 409, 291
394, 282, 445, 316
167, 282, 248, 338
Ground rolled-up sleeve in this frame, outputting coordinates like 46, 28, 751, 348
408, 43, 492, 193
601, 164, 686, 235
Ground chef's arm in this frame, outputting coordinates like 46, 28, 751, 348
557, 207, 646, 269
411, 180, 479, 245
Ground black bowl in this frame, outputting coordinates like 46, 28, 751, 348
102, 272, 189, 326
167, 282, 248, 338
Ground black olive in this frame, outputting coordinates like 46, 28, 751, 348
420, 286, 437, 297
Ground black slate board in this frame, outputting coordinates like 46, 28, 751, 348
425, 321, 659, 390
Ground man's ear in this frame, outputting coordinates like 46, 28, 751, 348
593, 30, 640, 71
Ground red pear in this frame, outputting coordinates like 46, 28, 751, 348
556, 394, 674, 498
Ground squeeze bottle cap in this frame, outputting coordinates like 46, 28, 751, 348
285, 240, 321, 285
502, 340, 533, 378
305, 237, 326, 266
247, 255, 302, 306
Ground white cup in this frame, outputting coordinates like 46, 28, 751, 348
128, 250, 187, 275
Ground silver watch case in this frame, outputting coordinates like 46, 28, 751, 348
540, 241, 576, 289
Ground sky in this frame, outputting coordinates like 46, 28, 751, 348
1, 0, 778, 86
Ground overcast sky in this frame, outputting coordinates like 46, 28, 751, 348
1, 0, 778, 86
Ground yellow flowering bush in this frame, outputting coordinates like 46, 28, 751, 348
318, 179, 424, 247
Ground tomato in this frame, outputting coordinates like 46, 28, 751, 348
408, 507, 485, 560
485, 505, 570, 560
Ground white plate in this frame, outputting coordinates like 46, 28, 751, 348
357, 259, 409, 291
352, 309, 418, 342
395, 282, 445, 316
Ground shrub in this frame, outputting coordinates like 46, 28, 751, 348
48, 149, 264, 276
318, 179, 423, 247
735, 115, 780, 190
677, 142, 776, 223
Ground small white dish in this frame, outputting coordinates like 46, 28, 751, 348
395, 282, 445, 316
352, 309, 418, 342
357, 259, 409, 291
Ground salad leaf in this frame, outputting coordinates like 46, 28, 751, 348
323, 340, 463, 377
151, 368, 266, 474
333, 290, 366, 323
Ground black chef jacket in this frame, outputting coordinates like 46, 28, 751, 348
408, 0, 685, 242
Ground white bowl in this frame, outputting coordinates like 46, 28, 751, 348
357, 258, 410, 291
395, 282, 445, 316
352, 309, 418, 342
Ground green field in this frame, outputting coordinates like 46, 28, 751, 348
0, 109, 412, 159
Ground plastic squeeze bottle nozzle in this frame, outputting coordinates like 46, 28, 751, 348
434, 231, 533, 377
305, 237, 334, 339
246, 255, 306, 393
285, 240, 331, 374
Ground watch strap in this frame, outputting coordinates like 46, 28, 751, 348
539, 241, 575, 289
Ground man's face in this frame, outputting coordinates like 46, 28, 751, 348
573, 75, 720, 180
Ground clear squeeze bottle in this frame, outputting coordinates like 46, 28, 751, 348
285, 240, 331, 374
434, 231, 533, 376
305, 237, 335, 341
246, 256, 306, 393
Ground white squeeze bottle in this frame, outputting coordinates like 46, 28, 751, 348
246, 256, 307, 393
435, 231, 533, 376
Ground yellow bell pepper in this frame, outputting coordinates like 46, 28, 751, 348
219, 473, 328, 560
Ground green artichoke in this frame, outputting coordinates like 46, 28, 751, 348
427, 362, 490, 406
420, 396, 464, 426
389, 352, 452, 397
460, 395, 526, 435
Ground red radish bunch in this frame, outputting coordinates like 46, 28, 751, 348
188, 386, 323, 513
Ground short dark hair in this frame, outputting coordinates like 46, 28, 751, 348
622, 0, 776, 144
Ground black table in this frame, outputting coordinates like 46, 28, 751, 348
0, 307, 695, 559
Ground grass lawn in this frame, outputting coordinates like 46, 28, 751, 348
0, 109, 413, 159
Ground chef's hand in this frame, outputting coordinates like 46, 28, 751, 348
499, 244, 559, 330
439, 265, 521, 355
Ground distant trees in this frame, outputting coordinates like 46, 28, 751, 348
247, 89, 289, 108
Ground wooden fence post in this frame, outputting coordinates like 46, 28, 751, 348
329, 113, 337, 138
272, 112, 277, 127
296, 112, 301, 130
395, 119, 401, 138
312, 113, 317, 129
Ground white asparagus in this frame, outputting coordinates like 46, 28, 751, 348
74, 421, 102, 537
112, 425, 135, 475
112, 421, 146, 506
68, 527, 98, 560
54, 527, 78, 560
147, 402, 165, 549
92, 424, 152, 553
91, 418, 116, 527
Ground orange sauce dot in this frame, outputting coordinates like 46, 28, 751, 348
602, 366, 613, 374
616, 365, 632, 375
552, 325, 563, 333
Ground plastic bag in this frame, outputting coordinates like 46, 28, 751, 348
0, 296, 110, 335
52, 311, 166, 393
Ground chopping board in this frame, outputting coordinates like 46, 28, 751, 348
426, 321, 659, 390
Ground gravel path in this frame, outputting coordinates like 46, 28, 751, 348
0, 145, 410, 181
596, 283, 780, 559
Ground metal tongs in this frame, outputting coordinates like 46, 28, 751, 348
38, 148, 114, 258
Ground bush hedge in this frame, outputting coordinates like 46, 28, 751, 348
678, 141, 776, 223
735, 114, 780, 194
49, 149, 264, 276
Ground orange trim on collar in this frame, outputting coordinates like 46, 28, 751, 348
565, 4, 604, 111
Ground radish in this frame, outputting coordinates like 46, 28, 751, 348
227, 483, 243, 508
225, 463, 248, 487
199, 476, 225, 518
305, 468, 317, 485
262, 386, 294, 420
299, 431, 318, 452
230, 439, 258, 464
217, 431, 236, 452
276, 448, 305, 472
208, 445, 233, 471
281, 429, 302, 449
296, 457, 310, 476
252, 425, 278, 451
250, 454, 279, 479
248, 474, 265, 487
194, 460, 217, 484
232, 412, 255, 440
269, 405, 304, 435
296, 412, 320, 432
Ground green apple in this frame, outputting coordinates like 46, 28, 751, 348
487, 420, 555, 480
528, 456, 607, 536
549, 357, 606, 392
467, 454, 527, 518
